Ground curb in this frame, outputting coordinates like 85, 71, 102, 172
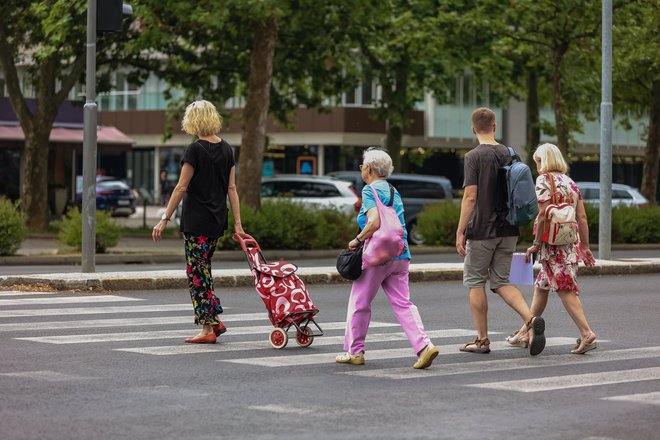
6, 243, 660, 266
1, 260, 658, 292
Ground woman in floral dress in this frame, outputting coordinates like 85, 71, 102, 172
507, 143, 598, 354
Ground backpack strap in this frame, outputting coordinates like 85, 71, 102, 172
545, 173, 559, 205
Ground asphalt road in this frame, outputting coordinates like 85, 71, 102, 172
1, 249, 659, 276
1, 274, 659, 439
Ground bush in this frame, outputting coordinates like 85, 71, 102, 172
0, 197, 27, 256
59, 208, 123, 253
216, 200, 356, 250
416, 202, 461, 246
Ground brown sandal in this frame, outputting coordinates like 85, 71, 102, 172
459, 337, 491, 354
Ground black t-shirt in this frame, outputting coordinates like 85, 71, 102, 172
462, 143, 519, 240
180, 139, 235, 239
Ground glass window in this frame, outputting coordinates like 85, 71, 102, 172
361, 78, 373, 105
613, 189, 633, 199
390, 180, 445, 199
581, 188, 599, 200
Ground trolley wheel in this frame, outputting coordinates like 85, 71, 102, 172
295, 325, 314, 348
269, 328, 288, 349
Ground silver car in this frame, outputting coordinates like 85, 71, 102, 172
261, 175, 360, 215
576, 182, 649, 207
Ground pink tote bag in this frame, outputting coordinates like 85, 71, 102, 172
362, 184, 405, 268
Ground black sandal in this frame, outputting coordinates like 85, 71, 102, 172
459, 337, 491, 354
526, 316, 546, 356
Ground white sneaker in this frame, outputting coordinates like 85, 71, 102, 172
335, 352, 365, 365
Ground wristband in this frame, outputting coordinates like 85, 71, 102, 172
355, 236, 362, 243
533, 240, 541, 246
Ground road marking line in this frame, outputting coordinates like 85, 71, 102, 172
0, 312, 269, 332
467, 366, 660, 392
0, 295, 143, 306
342, 343, 655, 380
218, 337, 574, 367
0, 291, 59, 297
113, 328, 478, 355
0, 370, 96, 382
0, 303, 194, 318
19, 321, 395, 345
601, 391, 660, 406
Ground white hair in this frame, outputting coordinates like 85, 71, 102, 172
362, 148, 394, 178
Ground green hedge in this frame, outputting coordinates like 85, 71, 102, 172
217, 200, 357, 250
58, 208, 123, 253
0, 197, 27, 256
417, 202, 660, 245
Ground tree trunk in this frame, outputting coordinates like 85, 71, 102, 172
21, 128, 51, 231
640, 82, 660, 205
385, 120, 403, 172
237, 14, 277, 209
526, 68, 540, 171
385, 63, 408, 172
551, 51, 569, 159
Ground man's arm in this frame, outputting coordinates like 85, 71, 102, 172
455, 185, 477, 256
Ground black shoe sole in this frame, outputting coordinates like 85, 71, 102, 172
529, 317, 546, 356
214, 327, 227, 337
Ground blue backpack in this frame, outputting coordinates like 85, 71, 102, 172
502, 147, 538, 226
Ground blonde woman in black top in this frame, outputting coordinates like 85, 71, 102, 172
153, 100, 245, 343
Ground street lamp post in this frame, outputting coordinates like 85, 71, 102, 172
81, 0, 98, 273
599, 0, 613, 260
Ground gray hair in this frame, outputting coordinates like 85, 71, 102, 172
362, 148, 394, 178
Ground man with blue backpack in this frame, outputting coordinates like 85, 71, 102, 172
455, 107, 546, 356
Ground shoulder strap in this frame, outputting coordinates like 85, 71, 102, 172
546, 173, 558, 205
387, 184, 395, 207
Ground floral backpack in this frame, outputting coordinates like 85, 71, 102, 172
541, 174, 578, 246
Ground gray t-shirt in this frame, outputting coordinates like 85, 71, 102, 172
462, 143, 519, 240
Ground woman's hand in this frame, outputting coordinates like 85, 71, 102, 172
525, 244, 540, 263
234, 222, 246, 239
152, 220, 168, 242
348, 239, 359, 250
580, 243, 596, 267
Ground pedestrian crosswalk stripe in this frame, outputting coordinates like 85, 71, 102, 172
0, 295, 143, 306
0, 370, 96, 382
219, 337, 574, 368
0, 312, 269, 332
601, 391, 660, 406
468, 366, 660, 393
17, 321, 396, 345
0, 304, 194, 318
113, 328, 480, 356
341, 343, 646, 380
0, 291, 59, 297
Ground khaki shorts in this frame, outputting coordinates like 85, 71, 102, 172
463, 236, 518, 291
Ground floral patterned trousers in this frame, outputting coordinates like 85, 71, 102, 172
184, 234, 223, 325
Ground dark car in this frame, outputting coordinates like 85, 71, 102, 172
75, 176, 137, 217
326, 171, 454, 245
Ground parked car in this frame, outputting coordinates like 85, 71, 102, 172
326, 171, 454, 245
75, 176, 137, 217
261, 175, 360, 215
575, 182, 648, 208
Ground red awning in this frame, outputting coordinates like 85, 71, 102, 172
0, 125, 134, 145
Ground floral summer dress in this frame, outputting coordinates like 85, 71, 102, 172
534, 173, 584, 294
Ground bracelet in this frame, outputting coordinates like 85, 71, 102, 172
533, 240, 541, 246
355, 236, 362, 243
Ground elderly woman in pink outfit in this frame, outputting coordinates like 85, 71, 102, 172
507, 143, 598, 354
335, 148, 439, 369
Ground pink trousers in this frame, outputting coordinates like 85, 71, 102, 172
343, 259, 431, 355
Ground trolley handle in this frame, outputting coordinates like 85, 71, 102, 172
233, 233, 260, 252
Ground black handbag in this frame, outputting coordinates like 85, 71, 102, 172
336, 242, 363, 281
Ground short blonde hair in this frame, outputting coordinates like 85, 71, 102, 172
533, 143, 568, 174
362, 148, 394, 178
181, 100, 223, 136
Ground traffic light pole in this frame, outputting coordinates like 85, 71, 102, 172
599, 0, 613, 260
82, 0, 98, 273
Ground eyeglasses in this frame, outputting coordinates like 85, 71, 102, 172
359, 164, 367, 170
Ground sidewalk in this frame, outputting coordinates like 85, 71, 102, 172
1, 258, 659, 292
